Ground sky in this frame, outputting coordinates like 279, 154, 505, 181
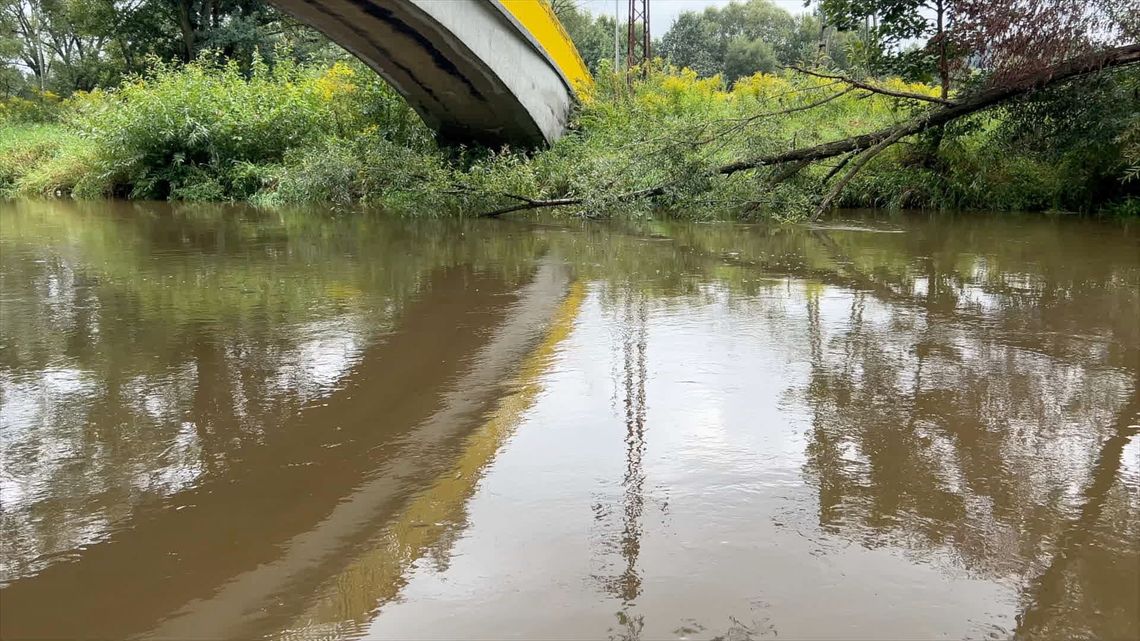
578, 0, 811, 37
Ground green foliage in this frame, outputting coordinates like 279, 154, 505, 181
0, 53, 445, 203
724, 37, 777, 80
993, 68, 1140, 204
817, 0, 944, 79
0, 124, 63, 192
58, 54, 434, 200
259, 133, 456, 212
0, 0, 330, 100
0, 54, 1136, 217
819, 0, 932, 46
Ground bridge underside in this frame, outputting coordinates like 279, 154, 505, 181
268, 0, 586, 147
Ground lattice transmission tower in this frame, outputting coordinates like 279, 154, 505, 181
626, 0, 650, 72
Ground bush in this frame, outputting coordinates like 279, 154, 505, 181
65, 53, 434, 200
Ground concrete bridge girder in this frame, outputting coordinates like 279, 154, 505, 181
267, 0, 589, 146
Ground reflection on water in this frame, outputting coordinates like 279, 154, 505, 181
0, 200, 1137, 640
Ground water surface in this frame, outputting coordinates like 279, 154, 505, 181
1, 201, 1137, 640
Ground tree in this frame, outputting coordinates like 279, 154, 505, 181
724, 36, 776, 82
658, 0, 862, 84
148, 0, 290, 65
0, 0, 119, 92
0, 0, 326, 96
820, 0, 1139, 97
658, 12, 721, 77
818, 0, 955, 98
1, 0, 56, 91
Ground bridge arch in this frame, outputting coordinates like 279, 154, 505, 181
267, 0, 592, 146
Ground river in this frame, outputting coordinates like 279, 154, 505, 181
0, 200, 1137, 640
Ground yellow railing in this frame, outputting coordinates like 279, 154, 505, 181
500, 0, 593, 96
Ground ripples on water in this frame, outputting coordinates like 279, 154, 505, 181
0, 200, 1137, 640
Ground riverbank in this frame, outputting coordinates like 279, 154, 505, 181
1, 57, 1137, 218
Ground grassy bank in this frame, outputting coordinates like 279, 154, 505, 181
1, 56, 1136, 218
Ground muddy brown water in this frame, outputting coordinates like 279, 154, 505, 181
0, 200, 1137, 640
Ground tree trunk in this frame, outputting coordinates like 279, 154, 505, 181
117, 37, 135, 74
200, 0, 214, 33
176, 0, 195, 62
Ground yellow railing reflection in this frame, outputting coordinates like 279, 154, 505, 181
280, 281, 586, 638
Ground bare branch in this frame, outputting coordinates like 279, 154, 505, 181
480, 197, 582, 218
770, 158, 813, 184
479, 186, 665, 217
786, 66, 957, 106
704, 87, 857, 143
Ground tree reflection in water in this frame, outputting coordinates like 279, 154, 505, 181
793, 227, 1138, 640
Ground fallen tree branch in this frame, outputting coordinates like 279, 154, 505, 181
717, 87, 856, 131
770, 158, 813, 184
672, 87, 857, 156
811, 128, 909, 220
719, 42, 1140, 176
481, 185, 665, 218
477, 43, 1140, 218
821, 151, 857, 184
612, 81, 848, 154
634, 87, 856, 158
786, 66, 957, 106
481, 194, 582, 217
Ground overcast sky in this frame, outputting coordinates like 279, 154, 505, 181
578, 0, 811, 37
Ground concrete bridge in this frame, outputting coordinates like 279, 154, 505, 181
266, 0, 591, 146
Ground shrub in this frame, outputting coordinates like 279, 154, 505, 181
65, 53, 434, 200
